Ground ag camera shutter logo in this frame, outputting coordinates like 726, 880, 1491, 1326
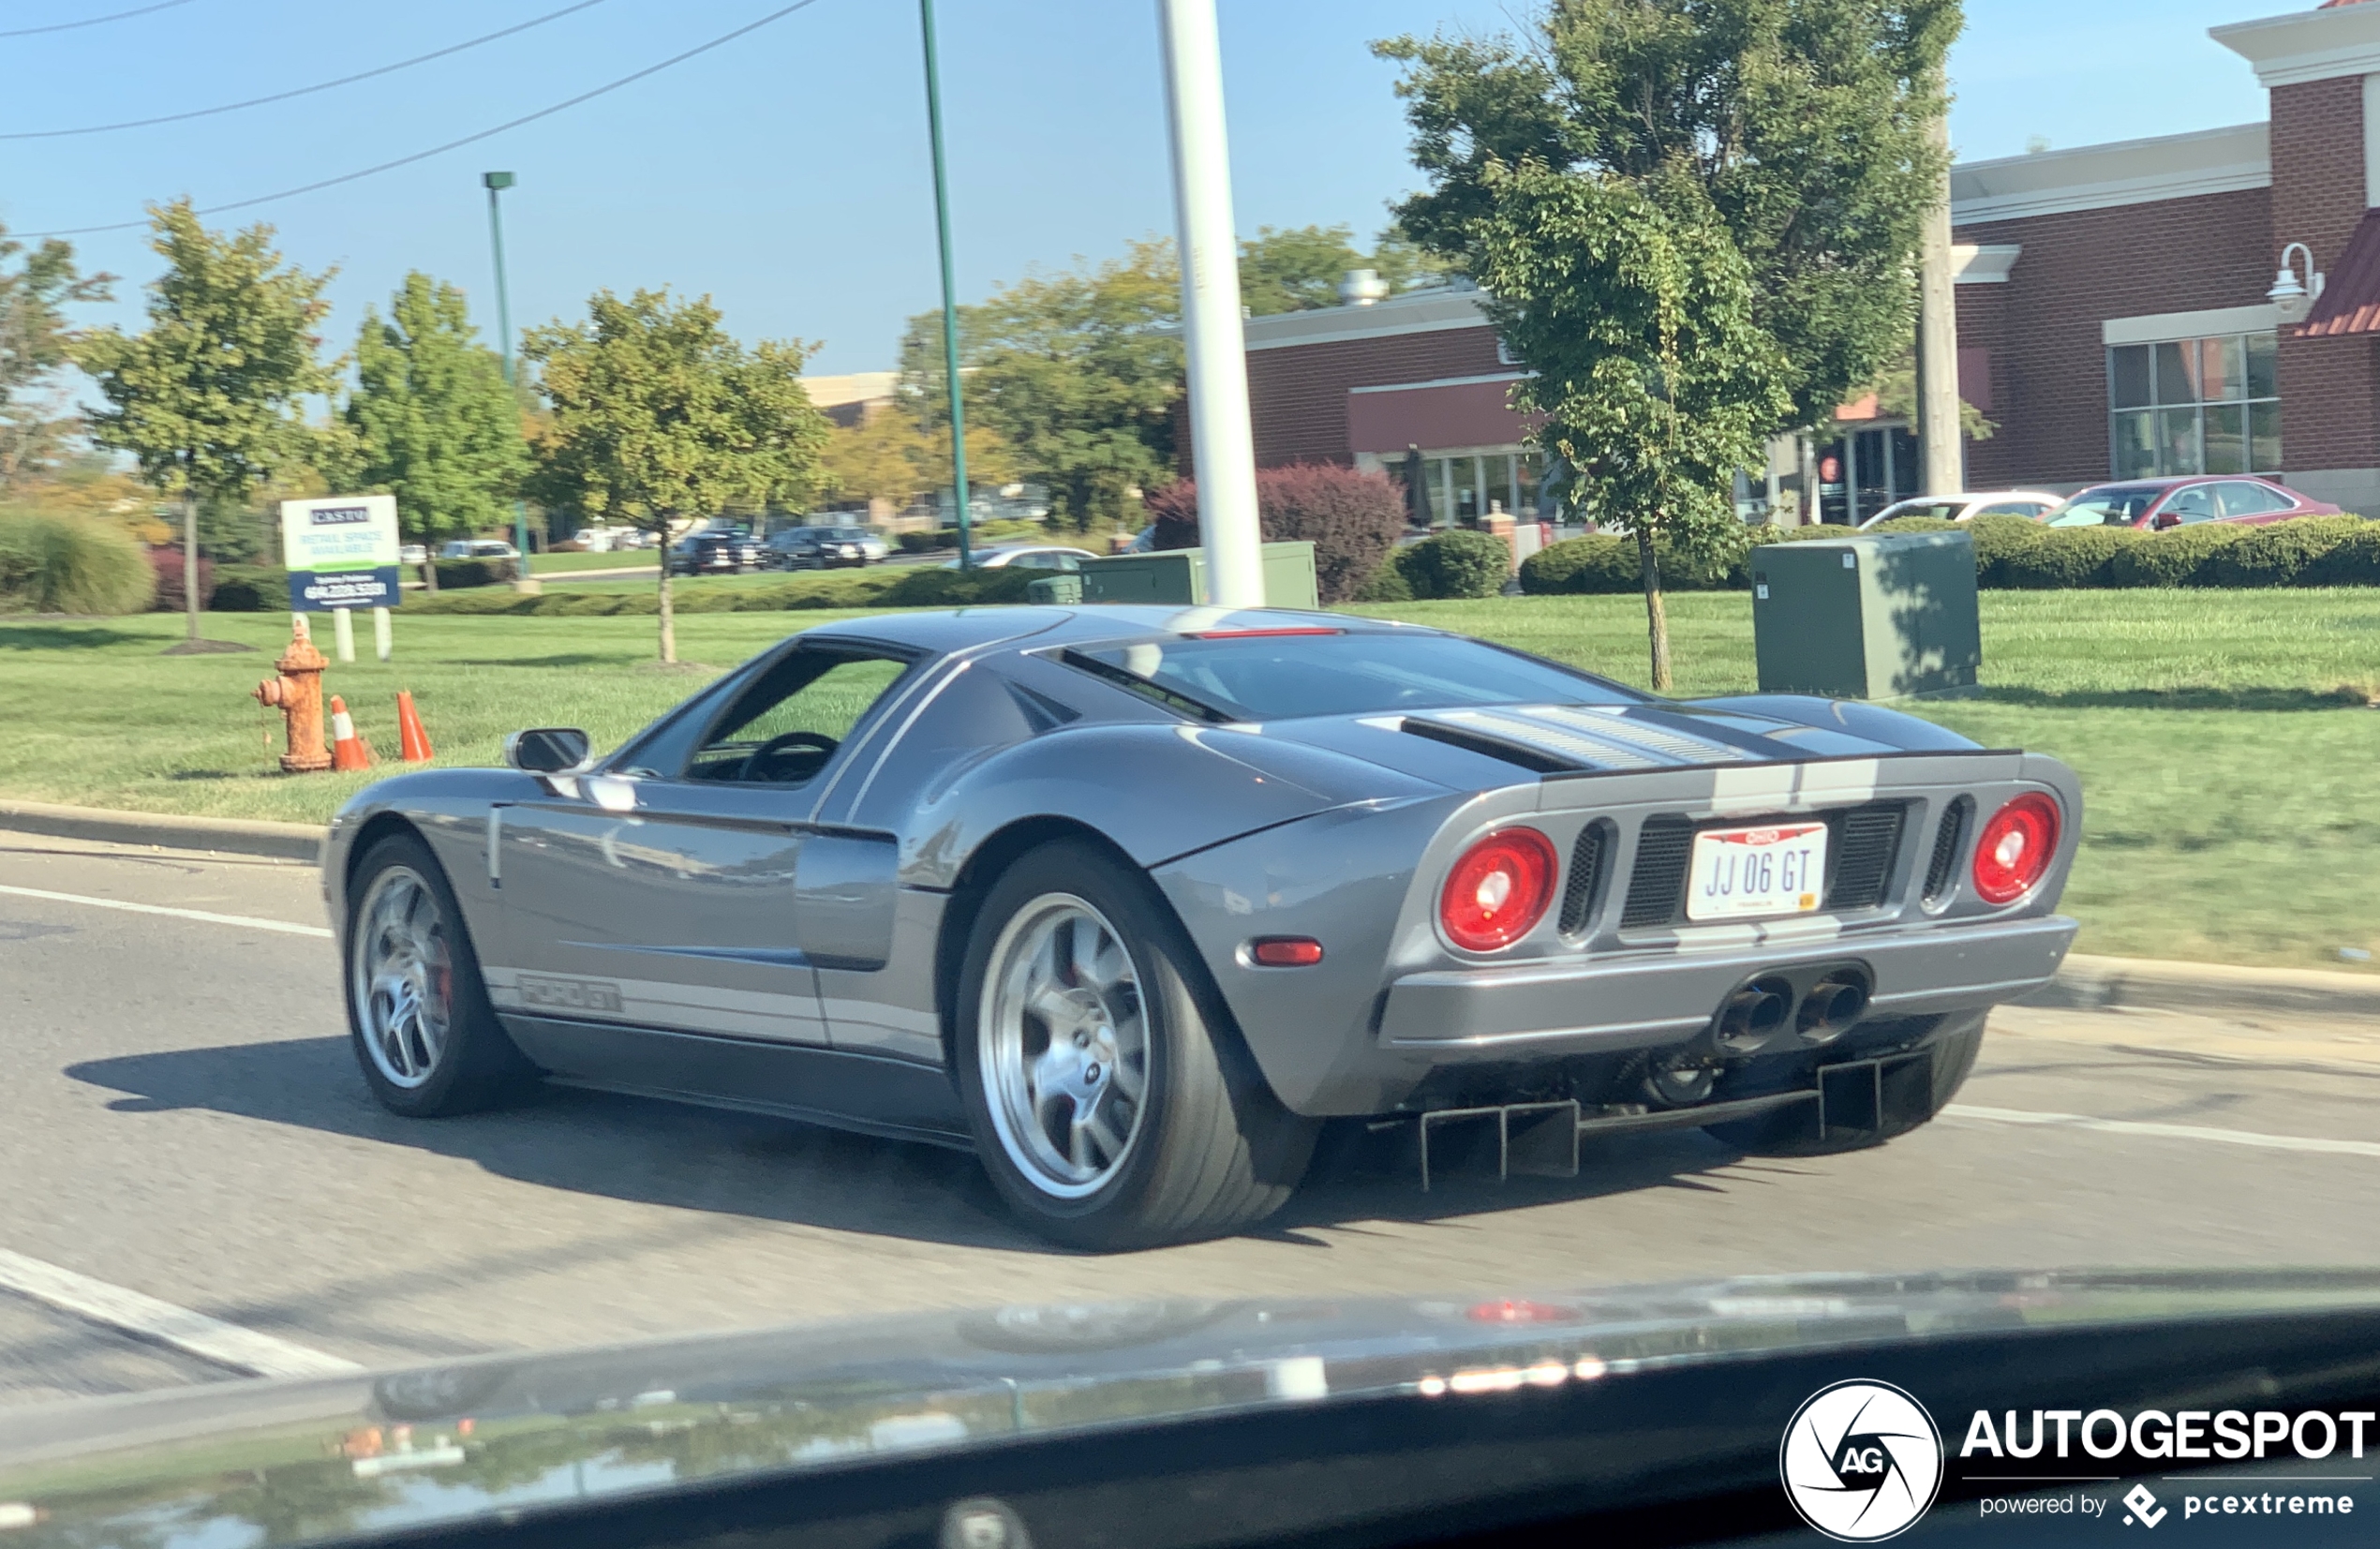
1780, 1379, 1943, 1542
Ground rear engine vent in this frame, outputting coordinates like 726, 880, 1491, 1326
1398, 718, 1577, 774
1826, 804, 1908, 913
1559, 821, 1614, 935
1923, 797, 1973, 906
1619, 816, 1697, 929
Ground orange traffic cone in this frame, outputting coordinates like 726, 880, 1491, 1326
329, 695, 374, 772
395, 690, 435, 764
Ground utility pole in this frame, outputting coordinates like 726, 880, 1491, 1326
1916, 110, 1963, 497
483, 171, 538, 591
1157, 0, 1264, 609
919, 0, 972, 569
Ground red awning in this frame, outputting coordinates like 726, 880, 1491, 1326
2298, 209, 2380, 338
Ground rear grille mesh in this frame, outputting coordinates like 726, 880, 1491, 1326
1619, 817, 1697, 929
1923, 797, 1972, 905
1825, 804, 1908, 912
1618, 802, 1909, 930
1559, 822, 1614, 935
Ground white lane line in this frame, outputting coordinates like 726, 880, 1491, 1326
0, 1249, 360, 1379
0, 883, 331, 939
1944, 1104, 2380, 1159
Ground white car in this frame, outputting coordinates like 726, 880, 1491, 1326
1857, 491, 2064, 529
398, 544, 429, 566
439, 539, 522, 560
939, 544, 1102, 572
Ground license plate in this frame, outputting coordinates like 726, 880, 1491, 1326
1687, 823, 1828, 922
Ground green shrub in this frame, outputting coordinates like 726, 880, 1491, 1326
1862, 514, 1961, 533
2199, 515, 2372, 588
2106, 523, 2250, 588
207, 564, 285, 612
1396, 529, 1510, 599
0, 510, 157, 615
2300, 525, 2380, 587
897, 530, 954, 554
408, 561, 1036, 618
1987, 526, 2138, 589
1349, 558, 1415, 602
1148, 467, 1408, 603
1518, 534, 1639, 594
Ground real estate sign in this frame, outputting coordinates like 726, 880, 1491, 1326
281, 495, 401, 611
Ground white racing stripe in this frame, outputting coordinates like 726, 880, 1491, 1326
1944, 1104, 2380, 1159
0, 1249, 361, 1379
0, 883, 332, 939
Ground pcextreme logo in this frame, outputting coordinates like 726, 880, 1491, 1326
1779, 1380, 1945, 1542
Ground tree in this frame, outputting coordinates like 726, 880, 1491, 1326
524, 289, 829, 662
74, 201, 335, 649
1380, 0, 1957, 432
819, 409, 1014, 517
1237, 223, 1458, 315
1379, 0, 1956, 686
900, 239, 1183, 529
345, 272, 529, 590
0, 224, 113, 492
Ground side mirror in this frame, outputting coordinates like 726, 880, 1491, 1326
2152, 512, 2180, 530
505, 727, 592, 774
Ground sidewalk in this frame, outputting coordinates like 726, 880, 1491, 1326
3, 797, 2373, 1019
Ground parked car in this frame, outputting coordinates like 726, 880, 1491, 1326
2042, 475, 2343, 530
1857, 490, 2064, 528
398, 544, 429, 567
939, 544, 1101, 572
439, 539, 521, 560
768, 525, 882, 571
329, 606, 2078, 1249
667, 529, 766, 575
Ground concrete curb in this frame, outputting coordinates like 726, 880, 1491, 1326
0, 798, 322, 864
2, 800, 2373, 1017
2024, 952, 2380, 1021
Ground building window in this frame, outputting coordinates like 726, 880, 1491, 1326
2107, 333, 2280, 479
1816, 424, 1920, 525
1401, 448, 1547, 527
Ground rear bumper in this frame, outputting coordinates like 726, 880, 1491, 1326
1377, 914, 2076, 1054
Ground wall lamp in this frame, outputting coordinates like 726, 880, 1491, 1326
2268, 241, 2326, 324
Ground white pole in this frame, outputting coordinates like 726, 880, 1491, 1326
372, 606, 393, 662
1156, 0, 1265, 610
1917, 110, 1963, 495
332, 606, 355, 663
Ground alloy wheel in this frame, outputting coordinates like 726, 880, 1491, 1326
351, 866, 454, 1091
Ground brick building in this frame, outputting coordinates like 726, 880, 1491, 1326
1220, 0, 2380, 526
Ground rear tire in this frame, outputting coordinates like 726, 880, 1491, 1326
1703, 1014, 1986, 1156
954, 841, 1316, 1250
343, 832, 534, 1118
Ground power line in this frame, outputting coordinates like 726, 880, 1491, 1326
15, 0, 829, 238
2, 0, 617, 140
0, 0, 199, 39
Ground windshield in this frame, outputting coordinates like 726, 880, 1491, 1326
1069, 631, 1644, 721
2045, 485, 2163, 526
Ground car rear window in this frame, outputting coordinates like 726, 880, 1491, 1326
1065, 632, 1644, 722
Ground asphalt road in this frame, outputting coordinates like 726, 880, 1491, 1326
7, 833, 2380, 1407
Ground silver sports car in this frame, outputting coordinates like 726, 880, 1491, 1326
326, 605, 2080, 1248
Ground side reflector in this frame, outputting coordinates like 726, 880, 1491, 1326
1249, 936, 1325, 967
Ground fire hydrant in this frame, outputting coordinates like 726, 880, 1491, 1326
253, 616, 333, 773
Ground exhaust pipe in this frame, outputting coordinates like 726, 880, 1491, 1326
1716, 977, 1792, 1049
1796, 971, 1871, 1041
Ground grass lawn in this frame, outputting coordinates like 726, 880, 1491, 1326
1, 590, 2373, 971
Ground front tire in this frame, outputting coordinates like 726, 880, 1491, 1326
955, 841, 1316, 1250
343, 832, 532, 1118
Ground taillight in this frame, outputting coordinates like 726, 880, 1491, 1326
1971, 793, 2060, 904
1439, 827, 1558, 951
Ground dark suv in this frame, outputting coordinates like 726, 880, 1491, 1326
667, 529, 766, 575
768, 527, 871, 571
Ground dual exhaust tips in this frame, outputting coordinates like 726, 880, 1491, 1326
1716, 968, 1870, 1050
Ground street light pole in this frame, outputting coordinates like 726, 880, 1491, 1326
1916, 110, 1963, 497
1157, 0, 1263, 610
918, 0, 972, 570
483, 171, 536, 586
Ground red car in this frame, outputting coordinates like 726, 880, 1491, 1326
2042, 475, 2343, 530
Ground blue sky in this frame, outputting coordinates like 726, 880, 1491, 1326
0, 0, 2282, 377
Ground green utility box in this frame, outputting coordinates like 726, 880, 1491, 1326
1750, 528, 1980, 699
1078, 542, 1320, 610
1024, 573, 1084, 605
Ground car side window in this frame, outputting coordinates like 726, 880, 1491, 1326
2217, 482, 2288, 516
684, 649, 913, 785
2164, 485, 2219, 523
1019, 552, 1081, 572
1975, 501, 2046, 517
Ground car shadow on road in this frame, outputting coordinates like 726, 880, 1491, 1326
63, 1036, 1778, 1256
